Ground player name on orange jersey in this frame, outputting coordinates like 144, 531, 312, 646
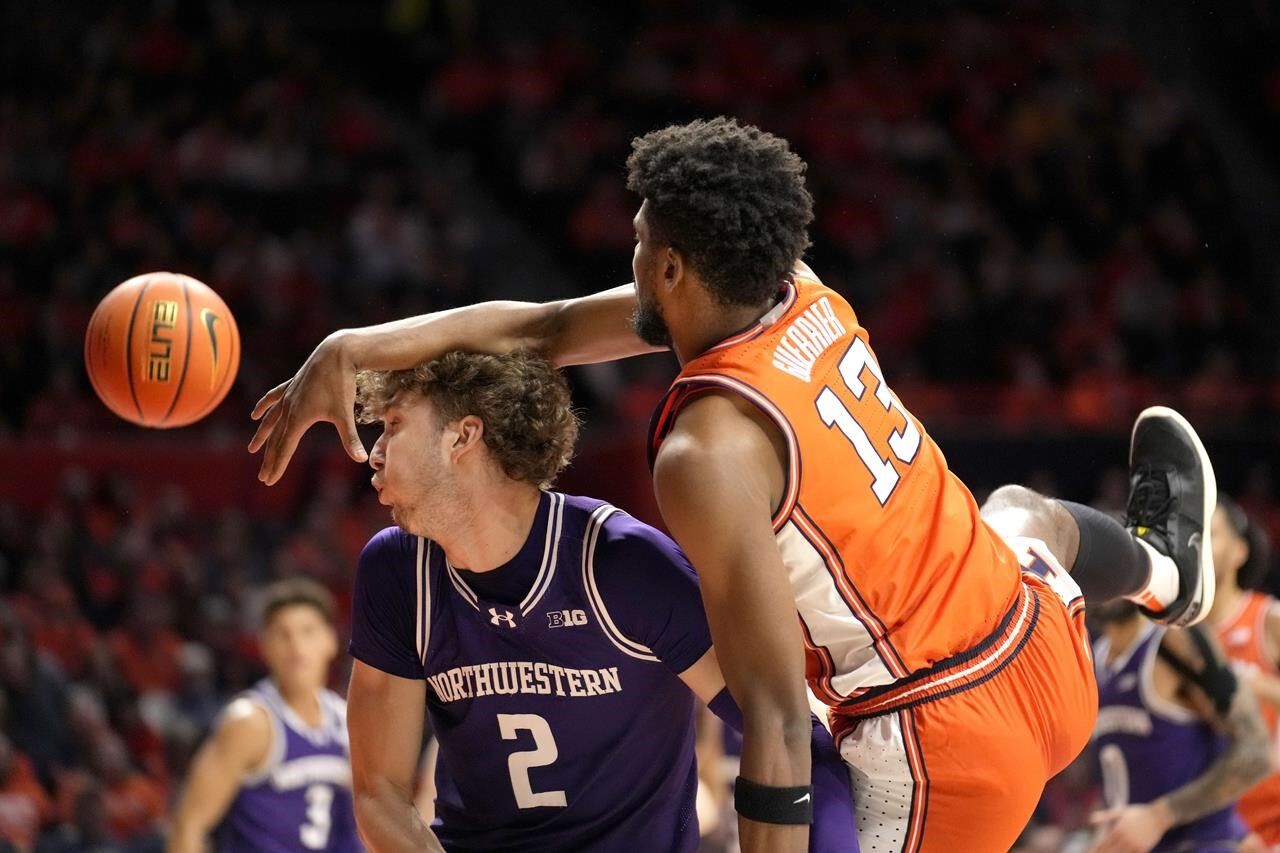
770, 296, 847, 382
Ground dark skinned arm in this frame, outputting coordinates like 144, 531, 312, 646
249, 285, 660, 484
652, 392, 811, 853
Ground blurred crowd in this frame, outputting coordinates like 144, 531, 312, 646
1, 1, 1279, 850
0, 464, 385, 851
1, 2, 1278, 442
419, 3, 1275, 418
0, 2, 506, 443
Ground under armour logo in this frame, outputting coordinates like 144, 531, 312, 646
489, 608, 516, 629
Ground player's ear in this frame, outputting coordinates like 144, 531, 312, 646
664, 246, 683, 292
449, 415, 485, 461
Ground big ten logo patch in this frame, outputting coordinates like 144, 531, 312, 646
546, 609, 588, 628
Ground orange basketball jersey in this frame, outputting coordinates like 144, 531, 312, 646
1214, 591, 1280, 841
649, 270, 1023, 705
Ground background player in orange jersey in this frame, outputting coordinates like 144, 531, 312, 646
1206, 496, 1280, 844
250, 117, 1217, 853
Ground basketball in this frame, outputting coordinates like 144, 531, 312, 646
84, 272, 240, 428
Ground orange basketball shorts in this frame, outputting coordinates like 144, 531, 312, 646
830, 538, 1098, 853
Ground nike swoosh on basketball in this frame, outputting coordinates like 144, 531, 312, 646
200, 309, 220, 387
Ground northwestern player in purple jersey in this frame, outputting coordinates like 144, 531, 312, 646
1089, 598, 1270, 853
345, 351, 857, 852
169, 580, 362, 853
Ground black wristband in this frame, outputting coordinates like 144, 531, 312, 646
734, 776, 814, 825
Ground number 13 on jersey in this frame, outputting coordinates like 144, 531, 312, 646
816, 337, 921, 505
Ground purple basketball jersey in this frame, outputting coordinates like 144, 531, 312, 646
218, 679, 362, 853
353, 493, 703, 851
352, 490, 858, 852
1094, 624, 1247, 852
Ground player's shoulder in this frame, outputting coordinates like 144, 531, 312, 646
1257, 592, 1280, 640
593, 506, 695, 580
555, 492, 685, 564
597, 505, 677, 548
215, 696, 274, 752
1254, 589, 1280, 612
657, 392, 772, 464
358, 526, 421, 569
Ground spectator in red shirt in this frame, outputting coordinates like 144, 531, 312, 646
55, 733, 164, 845
0, 733, 51, 852
107, 598, 183, 696
12, 569, 96, 680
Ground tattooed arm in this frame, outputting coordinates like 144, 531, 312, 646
1157, 629, 1272, 823
1089, 627, 1272, 853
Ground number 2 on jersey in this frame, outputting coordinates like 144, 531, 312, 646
499, 713, 567, 809
816, 337, 921, 505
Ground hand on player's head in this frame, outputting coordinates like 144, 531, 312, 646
248, 336, 367, 485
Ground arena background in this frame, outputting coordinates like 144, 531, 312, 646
1, 1, 1278, 850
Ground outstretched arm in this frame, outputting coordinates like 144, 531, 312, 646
1090, 628, 1272, 853
249, 284, 660, 485
654, 394, 812, 853
168, 699, 272, 853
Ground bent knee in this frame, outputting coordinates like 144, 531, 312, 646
981, 484, 1048, 516
980, 484, 1070, 549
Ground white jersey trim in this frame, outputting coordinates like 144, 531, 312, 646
238, 694, 286, 786
416, 536, 430, 665
521, 491, 565, 616
775, 520, 891, 696
1138, 626, 1198, 724
581, 504, 661, 663
443, 493, 564, 614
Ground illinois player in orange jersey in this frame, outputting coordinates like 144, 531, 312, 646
1207, 495, 1280, 843
250, 118, 1217, 853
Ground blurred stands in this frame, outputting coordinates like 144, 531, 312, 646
0, 1, 1278, 849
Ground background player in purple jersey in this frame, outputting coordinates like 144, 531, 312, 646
1089, 599, 1270, 853
169, 580, 361, 853
345, 350, 856, 852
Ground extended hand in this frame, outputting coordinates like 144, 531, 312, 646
1087, 803, 1173, 853
248, 333, 367, 485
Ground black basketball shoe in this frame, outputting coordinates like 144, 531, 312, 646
1125, 406, 1217, 627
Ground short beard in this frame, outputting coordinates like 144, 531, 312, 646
629, 297, 672, 347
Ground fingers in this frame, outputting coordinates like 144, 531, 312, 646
247, 403, 283, 454
1089, 808, 1119, 826
259, 410, 311, 486
336, 415, 368, 463
251, 381, 289, 420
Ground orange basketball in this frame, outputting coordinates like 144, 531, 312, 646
84, 272, 240, 428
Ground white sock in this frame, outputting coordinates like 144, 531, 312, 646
1124, 537, 1180, 611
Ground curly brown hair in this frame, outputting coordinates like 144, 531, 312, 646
627, 116, 814, 307
355, 351, 579, 488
